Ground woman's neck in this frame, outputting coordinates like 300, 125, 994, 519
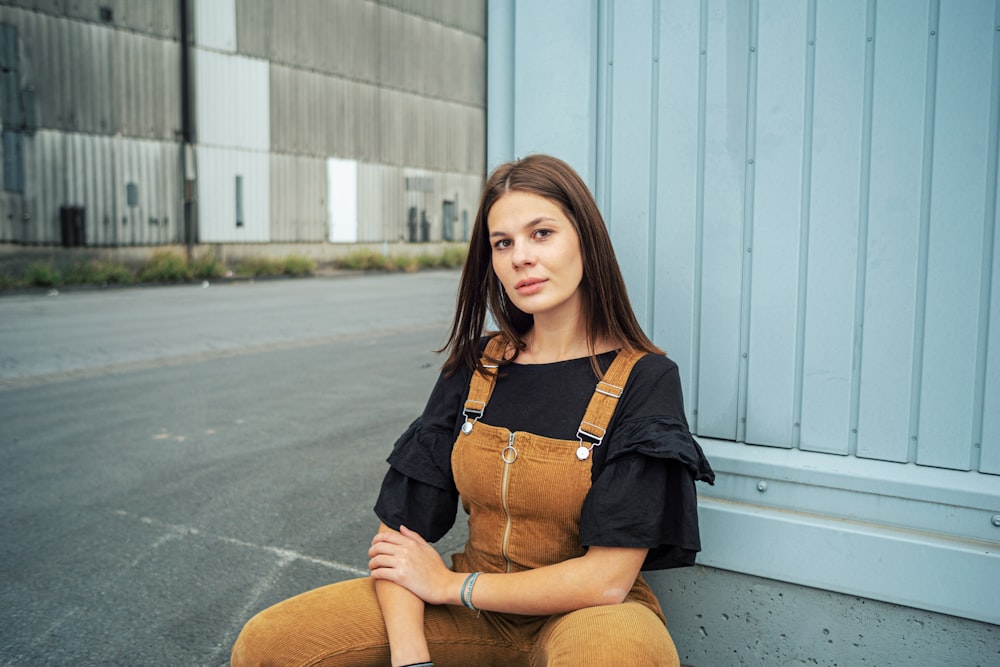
515, 314, 615, 364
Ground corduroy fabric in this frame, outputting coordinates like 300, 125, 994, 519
230, 577, 676, 666
231, 339, 679, 666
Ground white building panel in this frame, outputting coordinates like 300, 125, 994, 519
197, 146, 269, 243
194, 0, 236, 52
195, 48, 268, 151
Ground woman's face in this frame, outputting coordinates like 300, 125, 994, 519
487, 191, 584, 322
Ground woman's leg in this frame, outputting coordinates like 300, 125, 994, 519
531, 602, 679, 667
231, 577, 528, 667
231, 578, 391, 666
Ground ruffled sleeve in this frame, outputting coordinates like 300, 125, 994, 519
373, 364, 471, 543
580, 357, 715, 570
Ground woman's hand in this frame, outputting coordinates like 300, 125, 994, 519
369, 525, 458, 606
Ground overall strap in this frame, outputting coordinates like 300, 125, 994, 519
575, 348, 647, 458
461, 335, 507, 430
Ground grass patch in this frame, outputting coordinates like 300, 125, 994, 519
440, 245, 467, 268
336, 249, 389, 271
283, 255, 316, 276
0, 246, 466, 290
63, 260, 134, 285
24, 262, 62, 287
190, 251, 226, 280
236, 256, 284, 277
0, 273, 22, 289
138, 250, 191, 283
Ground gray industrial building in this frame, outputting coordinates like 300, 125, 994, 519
0, 0, 485, 248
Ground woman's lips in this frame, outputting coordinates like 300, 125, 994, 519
515, 278, 546, 295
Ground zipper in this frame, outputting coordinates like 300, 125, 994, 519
500, 431, 517, 573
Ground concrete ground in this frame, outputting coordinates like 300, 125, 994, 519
0, 272, 470, 666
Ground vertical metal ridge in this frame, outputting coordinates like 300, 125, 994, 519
849, 0, 878, 457
596, 0, 614, 219
971, 0, 1000, 471
909, 0, 940, 463
736, 0, 760, 443
647, 0, 661, 335
792, 0, 818, 450
691, 0, 709, 433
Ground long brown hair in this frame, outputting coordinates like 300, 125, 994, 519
441, 154, 662, 376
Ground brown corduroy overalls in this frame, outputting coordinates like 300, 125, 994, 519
231, 337, 679, 667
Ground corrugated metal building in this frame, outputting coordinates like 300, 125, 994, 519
489, 0, 998, 665
0, 0, 485, 247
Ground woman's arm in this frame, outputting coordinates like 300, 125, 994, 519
373, 523, 432, 667
369, 526, 647, 616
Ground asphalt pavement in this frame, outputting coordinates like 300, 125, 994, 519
0, 272, 469, 666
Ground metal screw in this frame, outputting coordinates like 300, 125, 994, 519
750, 46, 756, 52
757, 481, 768, 493
992, 515, 1000, 528
930, 30, 936, 36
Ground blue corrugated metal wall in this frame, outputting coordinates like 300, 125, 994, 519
489, 0, 999, 624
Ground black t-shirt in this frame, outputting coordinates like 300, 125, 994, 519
374, 349, 715, 570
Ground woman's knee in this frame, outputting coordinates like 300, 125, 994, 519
230, 578, 388, 667
534, 602, 679, 667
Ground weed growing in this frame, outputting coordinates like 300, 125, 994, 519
139, 251, 191, 283
0, 246, 465, 289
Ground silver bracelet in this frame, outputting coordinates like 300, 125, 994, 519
461, 571, 482, 611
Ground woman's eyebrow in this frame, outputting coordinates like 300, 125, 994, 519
489, 217, 556, 237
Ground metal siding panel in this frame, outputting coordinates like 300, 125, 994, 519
23, 129, 60, 244
511, 0, 597, 182
74, 16, 114, 134
234, 0, 269, 57
356, 161, 382, 243
486, 0, 514, 170
744, 0, 807, 448
195, 48, 268, 151
798, 0, 867, 455
917, 0, 993, 471
981, 2, 1000, 476
606, 1, 655, 333
194, 0, 235, 52
115, 138, 181, 246
983, 167, 1000, 474
269, 154, 326, 242
653, 0, 701, 414
856, 0, 929, 462
196, 146, 269, 242
9, 10, 164, 138
380, 0, 486, 37
696, 0, 749, 441
376, 8, 484, 107
113, 0, 181, 40
112, 30, 180, 141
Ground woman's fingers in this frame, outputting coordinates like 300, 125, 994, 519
398, 525, 429, 545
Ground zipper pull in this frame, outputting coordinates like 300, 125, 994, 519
502, 432, 518, 464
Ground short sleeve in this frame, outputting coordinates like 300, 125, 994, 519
373, 364, 472, 542
580, 356, 715, 570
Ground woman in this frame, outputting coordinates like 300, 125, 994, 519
232, 154, 714, 667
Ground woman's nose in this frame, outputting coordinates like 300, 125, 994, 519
511, 242, 534, 267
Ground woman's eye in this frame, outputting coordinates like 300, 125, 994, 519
533, 229, 552, 239
493, 239, 511, 250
